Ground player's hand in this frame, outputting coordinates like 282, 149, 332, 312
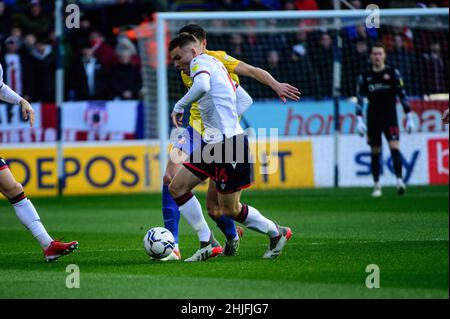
442, 108, 449, 124
356, 115, 367, 137
274, 83, 301, 103
406, 113, 415, 134
19, 99, 35, 128
171, 111, 183, 128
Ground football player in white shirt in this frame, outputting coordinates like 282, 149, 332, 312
0, 64, 78, 262
168, 34, 292, 261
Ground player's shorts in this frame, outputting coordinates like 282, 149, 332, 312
367, 116, 400, 147
0, 157, 8, 171
183, 134, 253, 194
171, 125, 202, 156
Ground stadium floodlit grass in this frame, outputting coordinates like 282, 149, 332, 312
0, 186, 448, 299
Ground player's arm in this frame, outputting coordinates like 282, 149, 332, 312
233, 61, 300, 103
355, 74, 367, 137
0, 69, 35, 127
394, 68, 414, 133
171, 63, 211, 127
394, 69, 412, 114
236, 85, 253, 116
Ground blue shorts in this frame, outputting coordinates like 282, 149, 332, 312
172, 125, 202, 156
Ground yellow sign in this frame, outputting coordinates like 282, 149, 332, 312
1, 140, 314, 197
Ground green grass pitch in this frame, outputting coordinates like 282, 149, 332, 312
0, 186, 448, 299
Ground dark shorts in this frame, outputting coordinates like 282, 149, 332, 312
0, 157, 8, 171
367, 117, 400, 147
172, 125, 202, 156
183, 134, 253, 194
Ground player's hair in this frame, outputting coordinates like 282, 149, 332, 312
177, 24, 207, 41
370, 42, 386, 53
168, 34, 198, 52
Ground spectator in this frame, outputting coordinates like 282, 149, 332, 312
115, 35, 140, 67
423, 42, 448, 94
388, 34, 418, 94
14, 0, 51, 39
110, 50, 142, 100
259, 19, 289, 59
382, 23, 414, 52
0, 0, 13, 44
89, 30, 116, 69
288, 35, 321, 99
204, 20, 230, 52
288, 29, 310, 57
342, 38, 370, 96
3, 36, 24, 95
68, 43, 109, 101
226, 34, 246, 61
29, 38, 54, 102
67, 14, 94, 53
344, 22, 378, 44
311, 32, 334, 98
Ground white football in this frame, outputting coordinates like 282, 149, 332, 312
144, 227, 175, 259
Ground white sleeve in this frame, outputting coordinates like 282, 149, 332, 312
173, 58, 211, 113
236, 85, 253, 116
0, 65, 22, 105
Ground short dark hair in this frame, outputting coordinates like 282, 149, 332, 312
168, 33, 197, 52
370, 42, 386, 53
177, 24, 206, 41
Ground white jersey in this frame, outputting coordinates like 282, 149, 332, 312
189, 54, 244, 143
0, 64, 22, 105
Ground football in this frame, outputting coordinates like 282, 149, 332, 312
144, 227, 175, 259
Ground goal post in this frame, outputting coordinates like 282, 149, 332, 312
143, 8, 449, 187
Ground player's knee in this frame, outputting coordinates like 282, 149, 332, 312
3, 181, 24, 200
219, 203, 240, 218
163, 173, 172, 186
206, 203, 221, 220
168, 181, 184, 199
389, 142, 400, 151
371, 146, 381, 154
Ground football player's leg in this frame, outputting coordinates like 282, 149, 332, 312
388, 140, 402, 180
0, 164, 53, 249
169, 165, 212, 245
1, 160, 78, 261
218, 191, 291, 259
162, 157, 184, 249
367, 121, 382, 185
370, 146, 382, 183
388, 139, 406, 194
206, 178, 238, 242
0, 164, 64, 249
219, 191, 279, 237
384, 124, 405, 194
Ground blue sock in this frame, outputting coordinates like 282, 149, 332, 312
162, 185, 180, 244
214, 215, 238, 240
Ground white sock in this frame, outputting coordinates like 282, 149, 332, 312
241, 205, 280, 238
178, 195, 211, 242
13, 198, 53, 249
374, 181, 381, 189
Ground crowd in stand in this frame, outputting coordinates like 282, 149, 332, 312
0, 0, 448, 103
